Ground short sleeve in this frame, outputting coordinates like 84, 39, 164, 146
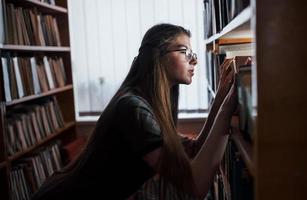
116, 95, 163, 156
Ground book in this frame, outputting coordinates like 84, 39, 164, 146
36, 12, 46, 46
1, 57, 12, 101
30, 57, 42, 94
237, 64, 253, 142
12, 57, 25, 98
43, 56, 55, 89
36, 59, 49, 92
0, 0, 4, 44
219, 43, 253, 58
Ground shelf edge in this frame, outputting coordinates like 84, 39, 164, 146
6, 85, 73, 106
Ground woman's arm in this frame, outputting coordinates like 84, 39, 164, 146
193, 59, 234, 154
142, 76, 237, 199
141, 60, 237, 198
191, 73, 237, 198
179, 60, 235, 159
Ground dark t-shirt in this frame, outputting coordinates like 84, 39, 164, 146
31, 93, 163, 199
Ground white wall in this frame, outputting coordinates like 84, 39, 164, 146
68, 0, 208, 121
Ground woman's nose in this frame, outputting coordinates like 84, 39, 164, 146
190, 57, 197, 65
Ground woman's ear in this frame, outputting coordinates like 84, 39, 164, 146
160, 54, 170, 68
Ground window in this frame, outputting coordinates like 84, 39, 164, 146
68, 0, 208, 121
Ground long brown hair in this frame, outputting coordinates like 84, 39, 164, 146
113, 23, 195, 193
37, 23, 195, 196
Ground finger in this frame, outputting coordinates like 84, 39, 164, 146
225, 67, 234, 83
224, 79, 236, 102
224, 60, 234, 77
229, 74, 238, 97
219, 59, 232, 76
219, 64, 226, 78
219, 65, 231, 84
228, 73, 238, 93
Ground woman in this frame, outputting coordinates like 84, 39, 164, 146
31, 23, 237, 200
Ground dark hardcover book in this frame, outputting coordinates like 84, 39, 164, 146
237, 65, 253, 142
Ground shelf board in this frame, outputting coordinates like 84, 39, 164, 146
0, 45, 70, 52
10, 0, 67, 14
8, 121, 76, 162
231, 116, 255, 177
205, 6, 252, 45
218, 38, 252, 45
6, 85, 73, 107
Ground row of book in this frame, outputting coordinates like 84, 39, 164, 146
213, 172, 228, 200
9, 142, 63, 200
205, 51, 226, 93
219, 140, 253, 200
203, 0, 249, 39
5, 97, 65, 156
1, 55, 67, 102
0, 1, 61, 46
234, 57, 253, 142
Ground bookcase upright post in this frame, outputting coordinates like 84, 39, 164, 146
255, 1, 307, 199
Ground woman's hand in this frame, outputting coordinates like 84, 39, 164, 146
198, 58, 237, 143
215, 59, 235, 103
219, 72, 238, 118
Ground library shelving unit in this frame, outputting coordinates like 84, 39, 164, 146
204, 1, 255, 199
204, 0, 307, 200
0, 0, 77, 199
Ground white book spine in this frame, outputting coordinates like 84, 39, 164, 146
43, 56, 55, 89
30, 57, 41, 94
1, 57, 12, 101
13, 57, 25, 98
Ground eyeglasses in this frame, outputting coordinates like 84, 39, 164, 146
165, 48, 197, 62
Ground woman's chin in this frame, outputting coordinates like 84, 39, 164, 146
182, 79, 192, 85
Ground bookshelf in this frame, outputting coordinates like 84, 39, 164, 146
0, 0, 77, 199
204, 0, 307, 200
204, 0, 255, 199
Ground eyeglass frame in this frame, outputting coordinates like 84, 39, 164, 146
164, 48, 197, 62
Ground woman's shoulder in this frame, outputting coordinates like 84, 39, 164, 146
117, 91, 152, 112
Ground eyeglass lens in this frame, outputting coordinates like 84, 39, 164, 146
186, 49, 197, 61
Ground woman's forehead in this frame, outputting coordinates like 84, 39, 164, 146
170, 34, 191, 48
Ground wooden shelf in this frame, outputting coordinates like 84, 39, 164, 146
218, 38, 252, 45
8, 121, 75, 162
205, 6, 252, 45
6, 85, 73, 107
231, 116, 255, 177
0, 45, 70, 52
9, 0, 67, 14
